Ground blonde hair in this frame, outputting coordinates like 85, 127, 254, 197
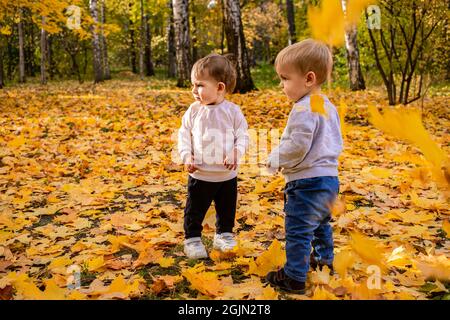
275, 39, 333, 85
191, 53, 237, 94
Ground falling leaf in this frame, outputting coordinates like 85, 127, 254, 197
310, 94, 327, 117
349, 232, 387, 271
333, 250, 355, 278
415, 255, 450, 281
442, 220, 450, 238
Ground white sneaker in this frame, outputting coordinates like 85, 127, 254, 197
213, 233, 237, 251
184, 237, 208, 259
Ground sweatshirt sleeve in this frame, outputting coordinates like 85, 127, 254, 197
233, 108, 249, 161
267, 107, 317, 169
178, 106, 193, 164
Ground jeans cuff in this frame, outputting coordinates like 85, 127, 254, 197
284, 266, 306, 283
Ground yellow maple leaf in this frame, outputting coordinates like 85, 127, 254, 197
442, 220, 450, 238
333, 250, 355, 278
42, 279, 67, 300
345, 0, 373, 26
107, 275, 141, 297
48, 256, 72, 272
87, 256, 105, 272
308, 0, 345, 46
132, 245, 164, 268
182, 268, 224, 297
7, 135, 26, 149
415, 255, 450, 281
337, 100, 348, 137
255, 285, 279, 300
310, 94, 327, 117
349, 232, 386, 271
368, 105, 449, 187
247, 239, 286, 277
157, 257, 175, 268
311, 286, 339, 300
386, 246, 412, 269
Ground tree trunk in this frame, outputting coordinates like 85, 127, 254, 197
40, 16, 47, 85
191, 1, 198, 62
129, 19, 137, 73
89, 0, 104, 83
100, 0, 111, 80
139, 0, 145, 80
286, 0, 296, 45
18, 9, 26, 83
83, 41, 89, 77
144, 14, 155, 76
220, 0, 225, 54
7, 37, 13, 81
342, 0, 365, 91
223, 0, 255, 93
167, 0, 177, 78
27, 17, 36, 77
344, 25, 366, 91
0, 37, 4, 88
172, 0, 192, 87
47, 35, 55, 80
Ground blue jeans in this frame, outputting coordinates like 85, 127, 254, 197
283, 176, 339, 282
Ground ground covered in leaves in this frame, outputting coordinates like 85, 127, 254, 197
0, 80, 449, 300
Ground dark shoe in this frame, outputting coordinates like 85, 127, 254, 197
310, 254, 334, 274
266, 268, 306, 294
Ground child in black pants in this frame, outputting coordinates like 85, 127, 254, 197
178, 54, 249, 259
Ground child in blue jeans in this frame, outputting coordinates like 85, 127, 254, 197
266, 39, 343, 294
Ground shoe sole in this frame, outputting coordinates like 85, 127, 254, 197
184, 250, 208, 259
265, 276, 306, 295
213, 242, 236, 252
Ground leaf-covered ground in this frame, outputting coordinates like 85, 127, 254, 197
0, 80, 449, 300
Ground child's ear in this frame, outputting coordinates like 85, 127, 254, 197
305, 71, 316, 87
218, 82, 226, 93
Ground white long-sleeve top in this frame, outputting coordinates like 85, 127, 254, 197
178, 99, 249, 182
266, 94, 343, 182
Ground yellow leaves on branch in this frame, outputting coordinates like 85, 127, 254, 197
247, 239, 286, 276
368, 105, 449, 187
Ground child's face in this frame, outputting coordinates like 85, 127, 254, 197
191, 72, 225, 105
276, 64, 316, 102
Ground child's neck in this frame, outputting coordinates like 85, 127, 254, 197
296, 87, 322, 103
207, 96, 225, 106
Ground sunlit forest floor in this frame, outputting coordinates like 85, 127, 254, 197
0, 77, 449, 300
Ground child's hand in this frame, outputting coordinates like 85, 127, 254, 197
223, 148, 238, 171
184, 157, 198, 173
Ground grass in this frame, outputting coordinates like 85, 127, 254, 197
251, 62, 279, 90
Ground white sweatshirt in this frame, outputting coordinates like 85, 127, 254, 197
267, 94, 343, 182
178, 99, 249, 182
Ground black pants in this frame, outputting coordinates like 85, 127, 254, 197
184, 176, 237, 239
